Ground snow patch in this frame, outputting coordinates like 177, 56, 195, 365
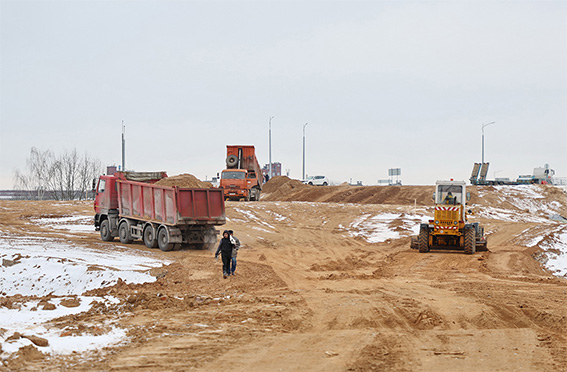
348, 212, 427, 243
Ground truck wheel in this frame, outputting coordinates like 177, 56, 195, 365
158, 227, 174, 252
143, 225, 158, 248
119, 220, 133, 244
226, 155, 238, 168
464, 225, 476, 254
100, 220, 114, 242
418, 225, 429, 253
204, 227, 218, 250
250, 187, 260, 201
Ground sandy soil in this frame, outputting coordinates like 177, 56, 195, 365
1, 182, 567, 371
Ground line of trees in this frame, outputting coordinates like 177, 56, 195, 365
14, 147, 103, 200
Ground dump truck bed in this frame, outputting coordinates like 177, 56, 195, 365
117, 179, 225, 226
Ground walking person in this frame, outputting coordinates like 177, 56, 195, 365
228, 230, 240, 276
215, 230, 234, 279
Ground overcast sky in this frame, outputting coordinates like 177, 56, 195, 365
1, 0, 566, 188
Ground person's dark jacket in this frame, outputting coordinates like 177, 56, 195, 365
215, 237, 234, 257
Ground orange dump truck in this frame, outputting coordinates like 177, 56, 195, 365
220, 145, 263, 201
94, 171, 225, 251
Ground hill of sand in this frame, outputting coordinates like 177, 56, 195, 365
263, 176, 437, 205
261, 176, 567, 216
154, 173, 212, 188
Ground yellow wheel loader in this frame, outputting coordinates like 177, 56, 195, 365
410, 180, 487, 254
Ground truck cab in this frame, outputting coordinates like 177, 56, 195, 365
94, 175, 120, 231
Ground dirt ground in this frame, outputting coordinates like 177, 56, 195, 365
1, 182, 567, 371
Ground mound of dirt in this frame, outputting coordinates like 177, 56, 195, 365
154, 174, 212, 188
262, 176, 435, 206
262, 176, 308, 199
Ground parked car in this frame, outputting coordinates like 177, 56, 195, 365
302, 175, 329, 186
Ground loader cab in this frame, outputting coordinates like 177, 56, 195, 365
434, 181, 469, 206
436, 185, 463, 205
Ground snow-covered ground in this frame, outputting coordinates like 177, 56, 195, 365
0, 295, 126, 356
32, 215, 95, 233
0, 217, 170, 359
347, 211, 427, 243
536, 225, 567, 277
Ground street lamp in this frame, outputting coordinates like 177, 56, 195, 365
269, 116, 275, 179
481, 121, 495, 164
302, 123, 308, 180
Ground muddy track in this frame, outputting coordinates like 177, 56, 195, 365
1, 186, 567, 371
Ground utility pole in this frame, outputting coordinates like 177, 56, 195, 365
269, 116, 274, 179
121, 120, 125, 171
482, 121, 495, 164
302, 122, 308, 180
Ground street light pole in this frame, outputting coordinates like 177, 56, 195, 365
481, 121, 495, 164
121, 120, 125, 171
302, 123, 308, 180
269, 116, 274, 179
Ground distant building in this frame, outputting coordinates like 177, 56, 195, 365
262, 162, 282, 177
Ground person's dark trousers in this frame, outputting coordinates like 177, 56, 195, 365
221, 252, 231, 275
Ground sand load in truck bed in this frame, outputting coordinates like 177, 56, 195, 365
154, 174, 212, 188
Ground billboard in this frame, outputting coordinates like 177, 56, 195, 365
388, 168, 401, 176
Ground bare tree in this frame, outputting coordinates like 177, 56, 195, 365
14, 147, 103, 200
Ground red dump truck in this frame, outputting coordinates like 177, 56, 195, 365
94, 171, 225, 251
220, 145, 263, 201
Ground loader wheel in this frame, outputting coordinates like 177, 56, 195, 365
143, 225, 158, 248
418, 225, 429, 253
100, 220, 114, 242
118, 220, 133, 244
464, 225, 476, 255
158, 227, 174, 252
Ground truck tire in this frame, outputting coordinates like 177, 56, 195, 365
204, 227, 218, 250
226, 155, 238, 168
187, 227, 218, 250
158, 227, 174, 252
143, 225, 158, 248
464, 225, 476, 254
418, 224, 429, 253
100, 219, 114, 242
251, 187, 261, 201
119, 220, 133, 244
